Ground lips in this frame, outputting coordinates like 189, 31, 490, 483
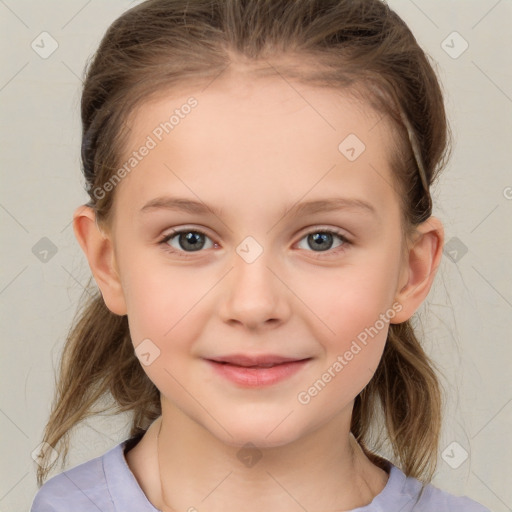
207, 354, 310, 367
205, 354, 312, 387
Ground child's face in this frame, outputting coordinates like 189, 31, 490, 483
103, 74, 412, 446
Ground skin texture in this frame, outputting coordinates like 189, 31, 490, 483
73, 69, 444, 512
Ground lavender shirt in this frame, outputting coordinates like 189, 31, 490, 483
31, 436, 491, 512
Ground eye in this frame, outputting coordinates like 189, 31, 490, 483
296, 229, 350, 254
159, 228, 216, 256
158, 227, 351, 258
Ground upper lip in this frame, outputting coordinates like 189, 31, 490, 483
207, 354, 311, 367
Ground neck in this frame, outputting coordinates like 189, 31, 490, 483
154, 402, 388, 512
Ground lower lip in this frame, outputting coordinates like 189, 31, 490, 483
205, 359, 311, 387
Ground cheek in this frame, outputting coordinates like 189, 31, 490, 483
297, 279, 391, 414
122, 257, 208, 340
293, 257, 398, 397
123, 265, 208, 394
299, 260, 399, 343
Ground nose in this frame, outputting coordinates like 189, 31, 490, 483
218, 246, 291, 331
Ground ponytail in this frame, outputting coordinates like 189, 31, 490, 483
352, 320, 442, 483
36, 284, 160, 486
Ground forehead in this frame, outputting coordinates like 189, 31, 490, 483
113, 73, 399, 226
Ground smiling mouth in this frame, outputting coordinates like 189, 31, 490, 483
207, 354, 312, 366
213, 361, 307, 368
204, 357, 313, 387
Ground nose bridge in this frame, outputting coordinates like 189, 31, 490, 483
220, 236, 289, 327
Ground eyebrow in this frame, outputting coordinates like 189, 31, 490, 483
139, 196, 378, 219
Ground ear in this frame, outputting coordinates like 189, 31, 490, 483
72, 205, 127, 316
391, 216, 444, 323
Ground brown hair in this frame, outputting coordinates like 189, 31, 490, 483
37, 0, 451, 489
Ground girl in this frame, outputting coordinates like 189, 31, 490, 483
31, 1, 491, 511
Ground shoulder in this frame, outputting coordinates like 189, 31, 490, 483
413, 482, 492, 512
29, 441, 126, 512
397, 465, 492, 512
365, 459, 491, 512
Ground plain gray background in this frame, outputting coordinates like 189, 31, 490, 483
1, 1, 511, 511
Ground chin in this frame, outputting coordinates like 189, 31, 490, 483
205, 414, 306, 450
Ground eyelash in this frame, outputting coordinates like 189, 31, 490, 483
158, 227, 351, 259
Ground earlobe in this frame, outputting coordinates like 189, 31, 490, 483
72, 205, 127, 316
391, 216, 444, 324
